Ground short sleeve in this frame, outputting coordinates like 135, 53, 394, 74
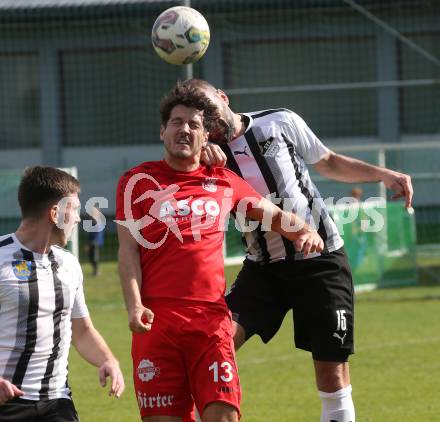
115, 171, 143, 222
71, 260, 89, 319
285, 111, 329, 164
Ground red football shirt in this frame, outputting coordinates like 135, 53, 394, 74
116, 160, 262, 304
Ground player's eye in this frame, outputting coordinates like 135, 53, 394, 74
190, 119, 204, 129
170, 118, 182, 126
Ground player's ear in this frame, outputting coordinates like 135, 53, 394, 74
159, 124, 166, 141
49, 204, 58, 224
217, 89, 229, 105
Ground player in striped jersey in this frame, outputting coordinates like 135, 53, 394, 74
0, 166, 124, 421
183, 79, 413, 422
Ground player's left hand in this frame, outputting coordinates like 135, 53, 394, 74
201, 143, 227, 167
381, 169, 413, 208
294, 229, 324, 257
98, 359, 125, 399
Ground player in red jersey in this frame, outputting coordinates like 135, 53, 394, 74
116, 82, 323, 422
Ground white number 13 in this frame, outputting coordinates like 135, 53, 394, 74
208, 361, 234, 382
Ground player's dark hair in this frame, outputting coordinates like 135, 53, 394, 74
160, 80, 218, 130
18, 166, 80, 219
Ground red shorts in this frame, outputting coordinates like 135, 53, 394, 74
132, 299, 241, 419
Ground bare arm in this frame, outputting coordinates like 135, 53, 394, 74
71, 317, 125, 398
245, 197, 324, 256
117, 225, 154, 333
313, 151, 413, 208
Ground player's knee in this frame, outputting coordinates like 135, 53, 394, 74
319, 385, 355, 422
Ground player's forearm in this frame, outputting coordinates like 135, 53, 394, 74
314, 151, 385, 184
118, 246, 143, 312
271, 209, 315, 241
244, 198, 323, 255
72, 318, 118, 368
247, 198, 310, 239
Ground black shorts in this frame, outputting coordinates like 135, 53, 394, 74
226, 247, 354, 362
0, 397, 79, 422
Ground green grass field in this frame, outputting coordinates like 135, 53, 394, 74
70, 262, 440, 421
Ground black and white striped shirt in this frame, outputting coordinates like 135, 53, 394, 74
0, 233, 89, 400
223, 109, 343, 263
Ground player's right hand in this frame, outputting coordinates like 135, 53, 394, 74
201, 143, 227, 167
0, 377, 24, 405
381, 169, 413, 209
294, 230, 324, 257
128, 305, 154, 333
98, 359, 125, 399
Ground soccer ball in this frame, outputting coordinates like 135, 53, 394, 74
151, 6, 210, 65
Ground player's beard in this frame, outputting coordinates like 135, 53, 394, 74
169, 149, 191, 159
209, 117, 235, 145
165, 140, 200, 161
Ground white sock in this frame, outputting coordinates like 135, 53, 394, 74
319, 385, 355, 422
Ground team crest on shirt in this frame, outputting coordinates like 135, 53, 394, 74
12, 260, 33, 281
258, 136, 279, 158
137, 359, 160, 382
202, 177, 218, 192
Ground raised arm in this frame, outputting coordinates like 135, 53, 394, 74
245, 197, 324, 256
313, 151, 413, 208
71, 317, 124, 398
117, 225, 154, 333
